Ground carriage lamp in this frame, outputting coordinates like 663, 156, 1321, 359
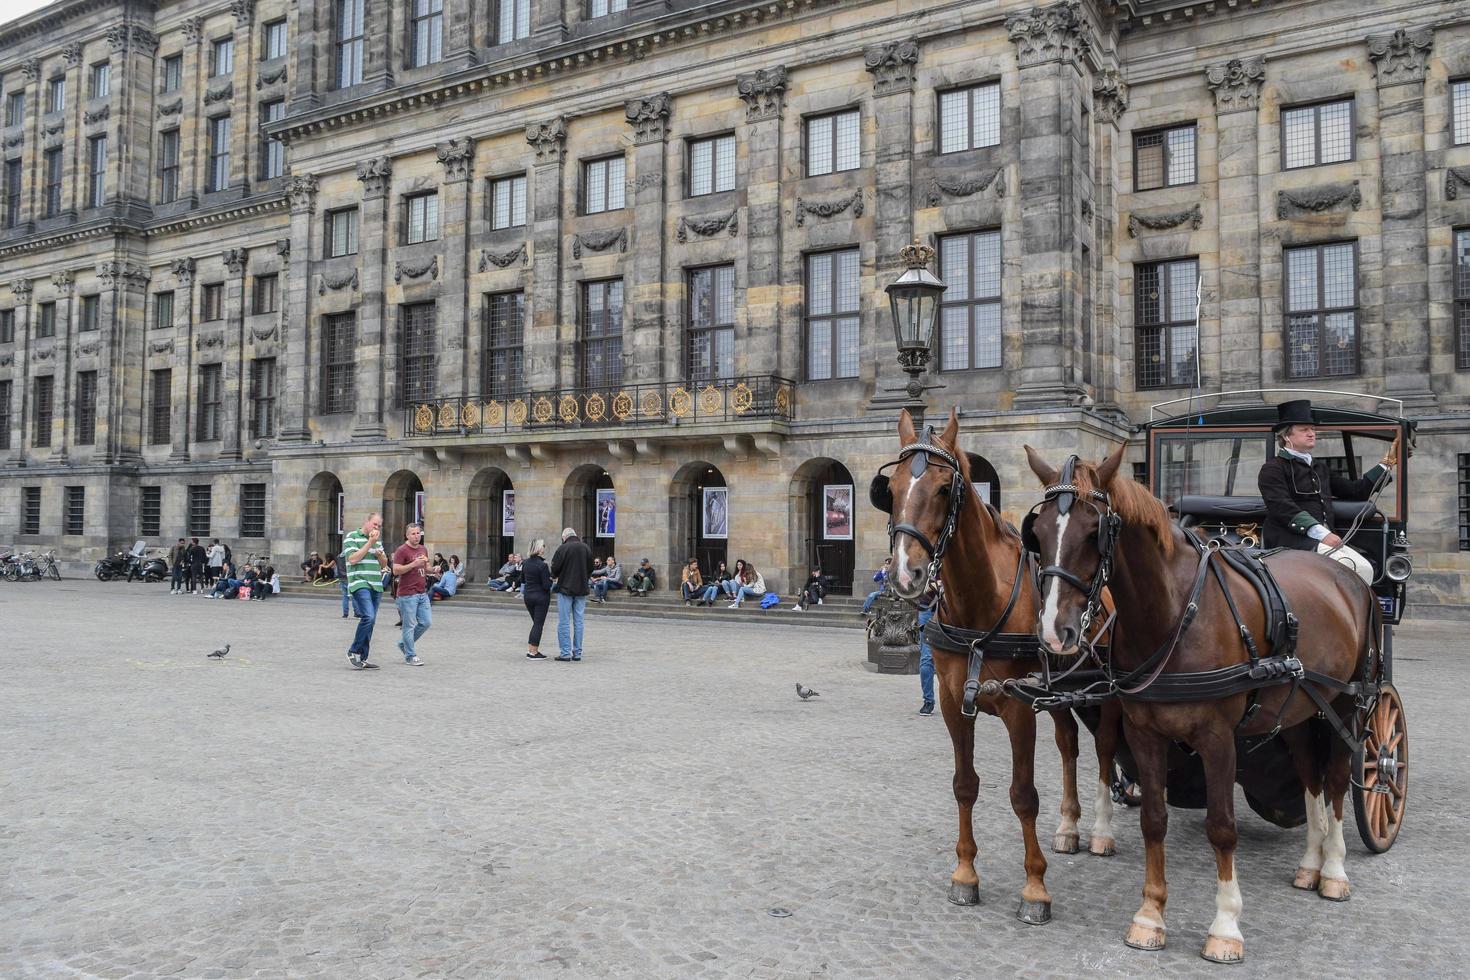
885, 240, 947, 403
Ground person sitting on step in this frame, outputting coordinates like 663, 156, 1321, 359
699, 560, 732, 606
790, 566, 826, 612
680, 557, 703, 605
591, 555, 623, 602
627, 558, 657, 596
727, 564, 765, 608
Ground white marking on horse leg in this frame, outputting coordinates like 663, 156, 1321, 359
1322, 805, 1348, 883
1039, 512, 1069, 648
1298, 791, 1325, 873
1207, 858, 1244, 943
1090, 778, 1116, 852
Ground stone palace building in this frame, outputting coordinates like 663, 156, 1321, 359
2, 0, 1470, 602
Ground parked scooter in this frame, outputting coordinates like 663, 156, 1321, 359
94, 550, 132, 581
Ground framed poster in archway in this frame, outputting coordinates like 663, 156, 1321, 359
502, 490, 516, 536
822, 484, 854, 541
596, 489, 616, 538
702, 487, 728, 539
414, 491, 426, 528
336, 492, 345, 535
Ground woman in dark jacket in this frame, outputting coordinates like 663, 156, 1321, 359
520, 539, 554, 660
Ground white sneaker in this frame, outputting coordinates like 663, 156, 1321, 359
816, 598, 823, 605
789, 606, 802, 613
727, 601, 740, 609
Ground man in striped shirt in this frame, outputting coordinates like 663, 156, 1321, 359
341, 511, 389, 670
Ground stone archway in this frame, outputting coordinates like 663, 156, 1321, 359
669, 460, 727, 579
467, 466, 514, 582
966, 452, 1002, 511
382, 469, 424, 541
563, 464, 615, 562
305, 471, 344, 562
789, 457, 856, 595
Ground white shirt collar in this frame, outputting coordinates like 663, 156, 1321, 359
1282, 446, 1313, 465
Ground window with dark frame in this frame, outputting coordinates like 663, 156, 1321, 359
806, 109, 860, 177
1134, 257, 1199, 389
37, 302, 55, 338
336, 0, 366, 88
687, 265, 735, 383
804, 249, 860, 381
0, 380, 10, 450
4, 159, 21, 228
1133, 123, 1196, 190
582, 156, 625, 214
250, 357, 277, 439
89, 62, 110, 99
1455, 80, 1470, 146
47, 77, 64, 113
399, 302, 437, 407
0, 309, 11, 343
75, 369, 96, 445
197, 363, 222, 441
937, 83, 1001, 153
580, 279, 623, 389
207, 115, 231, 192
22, 486, 41, 535
187, 484, 212, 538
497, 0, 530, 43
155, 291, 174, 331
33, 375, 53, 447
253, 274, 278, 315
1460, 455, 1470, 551
1284, 242, 1357, 378
5, 91, 23, 126
1282, 99, 1354, 169
263, 19, 287, 60
260, 100, 285, 180
201, 283, 223, 322
482, 291, 524, 400
402, 191, 439, 244
489, 174, 526, 229
240, 484, 268, 538
211, 37, 234, 77
150, 368, 171, 444
159, 129, 180, 203
161, 54, 182, 93
589, 0, 627, 15
938, 231, 1003, 371
44, 147, 62, 216
80, 294, 98, 332
322, 312, 356, 414
688, 134, 735, 196
140, 486, 162, 537
409, 0, 444, 67
87, 134, 107, 207
327, 207, 358, 257
63, 486, 84, 536
1457, 229, 1470, 370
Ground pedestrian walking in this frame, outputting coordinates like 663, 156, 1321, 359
521, 539, 553, 660
168, 538, 188, 594
341, 512, 389, 670
187, 537, 207, 594
549, 527, 593, 662
390, 521, 431, 666
916, 604, 935, 716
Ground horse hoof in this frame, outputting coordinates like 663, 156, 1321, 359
1292, 867, 1321, 891
1089, 836, 1116, 857
1318, 877, 1351, 902
1200, 935, 1245, 964
1017, 899, 1052, 925
1125, 923, 1166, 951
947, 882, 980, 906
1052, 832, 1080, 854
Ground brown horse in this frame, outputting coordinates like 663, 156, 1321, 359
883, 409, 1124, 924
1023, 445, 1378, 962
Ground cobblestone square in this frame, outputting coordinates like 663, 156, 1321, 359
1, 583, 1466, 979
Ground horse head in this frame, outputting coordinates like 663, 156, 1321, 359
875, 407, 969, 600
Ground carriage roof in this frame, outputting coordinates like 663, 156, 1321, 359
1143, 388, 1412, 433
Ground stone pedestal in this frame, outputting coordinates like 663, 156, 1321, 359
865, 592, 921, 674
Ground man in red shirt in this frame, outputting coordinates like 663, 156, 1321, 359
391, 521, 432, 666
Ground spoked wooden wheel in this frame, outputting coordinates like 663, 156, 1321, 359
1352, 682, 1407, 853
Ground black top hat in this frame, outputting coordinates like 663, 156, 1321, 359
1273, 399, 1316, 431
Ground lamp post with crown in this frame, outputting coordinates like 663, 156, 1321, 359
884, 240, 947, 427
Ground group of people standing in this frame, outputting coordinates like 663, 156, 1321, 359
167, 538, 232, 595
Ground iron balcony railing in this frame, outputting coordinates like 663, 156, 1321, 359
405, 374, 797, 437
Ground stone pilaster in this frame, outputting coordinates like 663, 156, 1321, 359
735, 67, 786, 378
362, 1, 395, 91
114, 263, 149, 462
525, 117, 566, 390
435, 137, 474, 396
1090, 68, 1126, 410
865, 41, 918, 405
278, 175, 316, 441
182, 17, 205, 207
227, 0, 255, 195
220, 247, 248, 458
290, 0, 320, 110
625, 93, 670, 384
1369, 28, 1435, 408
49, 270, 73, 457
354, 157, 392, 440
8, 279, 32, 458
170, 257, 196, 459
108, 24, 156, 219
1206, 56, 1265, 399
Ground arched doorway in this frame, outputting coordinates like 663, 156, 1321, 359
670, 461, 727, 578
564, 464, 615, 562
383, 470, 424, 541
790, 458, 855, 595
467, 466, 514, 582
966, 453, 1002, 511
305, 471, 344, 561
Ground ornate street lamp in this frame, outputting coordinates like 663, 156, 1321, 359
884, 240, 946, 426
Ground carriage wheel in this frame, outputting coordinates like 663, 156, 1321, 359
1352, 682, 1407, 853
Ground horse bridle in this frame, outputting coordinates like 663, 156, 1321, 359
1020, 455, 1121, 634
871, 431, 969, 591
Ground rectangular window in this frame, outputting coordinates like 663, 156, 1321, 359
159, 129, 180, 203
1133, 123, 1196, 190
140, 486, 161, 537
938, 231, 1003, 371
1283, 99, 1354, 169
0, 379, 10, 450
87, 135, 107, 207
482, 291, 524, 399
589, 0, 627, 15
1134, 257, 1199, 389
201, 283, 224, 322
44, 147, 62, 217
804, 249, 860, 381
5, 91, 23, 126
403, 191, 439, 244
336, 0, 366, 88
1455, 80, 1470, 147
498, 0, 530, 43
582, 156, 625, 214
33, 375, 53, 447
211, 37, 234, 77
580, 279, 623, 389
197, 362, 222, 441
322, 312, 356, 414
260, 100, 285, 180
240, 483, 268, 538
489, 174, 527, 229
0, 309, 11, 343
89, 62, 110, 99
1285, 242, 1357, 378
806, 109, 860, 177
410, 0, 444, 67
400, 302, 437, 406
155, 291, 174, 330
207, 116, 230, 192
188, 484, 212, 538
80, 294, 98, 332
249, 357, 276, 438
687, 265, 735, 382
938, 83, 1001, 153
37, 302, 55, 338
75, 369, 96, 445
150, 368, 171, 444
64, 486, 84, 536
253, 274, 277, 314
47, 77, 64, 113
688, 134, 735, 196
1457, 229, 1470, 370
263, 19, 288, 60
5, 159, 22, 228
22, 486, 41, 535
327, 207, 359, 257
162, 54, 182, 93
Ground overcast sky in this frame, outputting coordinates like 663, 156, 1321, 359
0, 0, 58, 26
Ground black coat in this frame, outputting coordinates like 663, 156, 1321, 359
1257, 453, 1384, 550
521, 555, 553, 602
549, 536, 594, 596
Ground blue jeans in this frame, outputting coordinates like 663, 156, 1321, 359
340, 576, 350, 616
733, 585, 762, 607
592, 579, 622, 600
862, 589, 883, 613
918, 607, 935, 705
700, 584, 721, 604
556, 592, 588, 658
395, 592, 431, 660
349, 587, 381, 660
721, 579, 740, 598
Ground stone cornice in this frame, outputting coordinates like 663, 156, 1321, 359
0, 0, 116, 51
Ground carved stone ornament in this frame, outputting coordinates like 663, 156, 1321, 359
571, 227, 627, 259
1080, 198, 1093, 221
107, 24, 129, 51
676, 210, 738, 243
1127, 203, 1203, 238
51, 270, 74, 293
1006, 0, 1090, 69
525, 117, 567, 165
196, 332, 224, 351
63, 42, 84, 68
1445, 167, 1470, 201
925, 169, 1005, 207
149, 338, 174, 355
631, 172, 663, 193
131, 26, 159, 52
1092, 69, 1128, 124
21, 59, 40, 82
393, 256, 439, 283
222, 248, 247, 274
204, 82, 233, 105
3, 133, 22, 149
317, 269, 360, 295
250, 321, 277, 341
123, 263, 151, 288
182, 17, 205, 43
435, 138, 475, 181
84, 105, 110, 126
171, 257, 196, 285
157, 99, 183, 119
77, 339, 101, 357
256, 64, 287, 89
625, 93, 671, 143
736, 66, 788, 122
10, 279, 33, 300
96, 261, 121, 285
231, 0, 256, 26
286, 173, 318, 211
1206, 57, 1265, 114
33, 346, 54, 362
1275, 180, 1363, 220
864, 39, 919, 95
275, 238, 291, 259
43, 121, 64, 137
796, 190, 865, 227
0, 353, 13, 367
479, 243, 527, 270
357, 157, 392, 197
1368, 28, 1433, 87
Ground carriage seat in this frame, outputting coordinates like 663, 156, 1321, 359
1172, 495, 1384, 526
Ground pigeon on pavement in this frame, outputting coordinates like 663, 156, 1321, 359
208, 644, 231, 659
795, 683, 819, 700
